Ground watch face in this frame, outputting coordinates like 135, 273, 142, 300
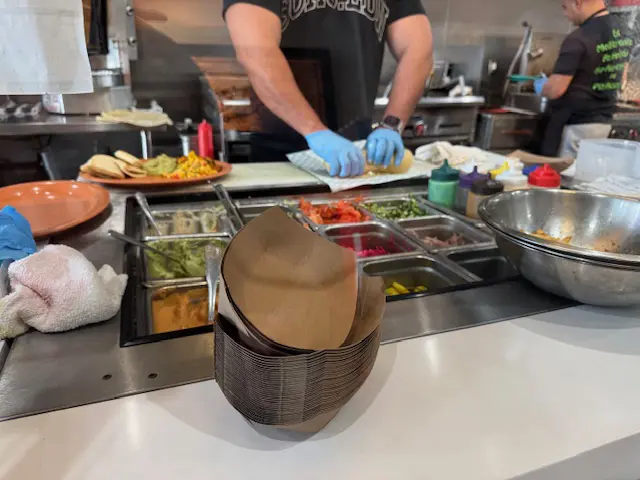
383, 116, 401, 128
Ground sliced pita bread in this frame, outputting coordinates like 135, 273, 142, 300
121, 164, 147, 178
114, 150, 142, 168
112, 159, 145, 179
88, 154, 125, 179
97, 110, 173, 128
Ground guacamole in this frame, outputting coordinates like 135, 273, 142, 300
146, 238, 228, 280
142, 154, 177, 176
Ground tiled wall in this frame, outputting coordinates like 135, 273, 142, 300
380, 0, 572, 84
424, 0, 571, 46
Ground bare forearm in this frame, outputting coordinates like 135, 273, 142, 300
238, 46, 325, 136
385, 52, 431, 124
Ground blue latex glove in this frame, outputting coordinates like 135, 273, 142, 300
0, 206, 37, 261
534, 74, 548, 96
365, 128, 405, 167
305, 130, 365, 177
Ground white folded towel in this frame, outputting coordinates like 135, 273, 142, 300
0, 245, 128, 339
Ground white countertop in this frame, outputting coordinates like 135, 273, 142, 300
217, 162, 321, 190
2, 305, 640, 479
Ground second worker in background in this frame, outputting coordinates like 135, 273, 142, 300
223, 0, 433, 176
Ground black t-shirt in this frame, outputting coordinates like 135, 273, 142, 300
222, 0, 425, 140
551, 13, 630, 124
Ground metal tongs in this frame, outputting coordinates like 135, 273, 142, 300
135, 192, 162, 236
212, 184, 245, 234
205, 244, 223, 324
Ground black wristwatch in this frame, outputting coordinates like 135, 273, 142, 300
378, 115, 404, 134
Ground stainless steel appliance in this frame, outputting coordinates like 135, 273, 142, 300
475, 111, 541, 153
374, 96, 484, 147
42, 0, 137, 114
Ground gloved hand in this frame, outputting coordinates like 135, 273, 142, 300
534, 74, 548, 96
305, 130, 365, 177
365, 128, 405, 167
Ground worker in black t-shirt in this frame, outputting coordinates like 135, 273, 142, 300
222, 0, 433, 176
536, 0, 629, 157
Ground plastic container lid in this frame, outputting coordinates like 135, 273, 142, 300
523, 164, 539, 176
431, 159, 460, 182
458, 166, 488, 189
470, 177, 504, 195
528, 164, 561, 188
496, 166, 528, 188
506, 158, 524, 170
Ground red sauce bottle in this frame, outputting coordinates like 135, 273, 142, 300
197, 120, 214, 159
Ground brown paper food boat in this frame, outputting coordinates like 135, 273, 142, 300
213, 207, 385, 432
222, 207, 359, 351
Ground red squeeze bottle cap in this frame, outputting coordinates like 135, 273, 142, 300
528, 164, 561, 188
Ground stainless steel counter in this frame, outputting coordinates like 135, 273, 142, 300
374, 95, 486, 108
0, 185, 574, 421
0, 114, 167, 136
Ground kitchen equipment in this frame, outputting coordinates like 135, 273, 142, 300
323, 222, 421, 257
135, 192, 161, 236
574, 139, 640, 183
445, 247, 518, 282
42, 0, 137, 114
361, 254, 473, 294
213, 184, 245, 233
108, 230, 189, 273
205, 244, 222, 324
502, 22, 535, 100
375, 97, 484, 147
478, 189, 640, 306
397, 216, 494, 253
478, 189, 640, 266
488, 226, 640, 307
505, 92, 547, 115
475, 112, 541, 154
0, 180, 110, 238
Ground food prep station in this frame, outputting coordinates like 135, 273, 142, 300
120, 186, 574, 349
0, 183, 577, 421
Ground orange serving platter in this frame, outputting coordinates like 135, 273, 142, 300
0, 181, 111, 238
79, 161, 232, 188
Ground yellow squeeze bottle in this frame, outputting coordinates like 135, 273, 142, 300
490, 161, 509, 179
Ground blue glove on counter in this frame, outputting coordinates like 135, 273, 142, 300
0, 206, 37, 261
366, 128, 405, 167
534, 74, 548, 96
305, 130, 365, 177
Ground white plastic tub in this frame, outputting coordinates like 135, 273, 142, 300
575, 139, 640, 182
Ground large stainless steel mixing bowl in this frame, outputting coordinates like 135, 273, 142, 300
478, 189, 640, 266
491, 228, 640, 306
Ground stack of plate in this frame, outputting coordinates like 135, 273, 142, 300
214, 207, 385, 431
478, 189, 640, 307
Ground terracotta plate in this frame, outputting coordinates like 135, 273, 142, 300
79, 161, 232, 188
0, 181, 110, 238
